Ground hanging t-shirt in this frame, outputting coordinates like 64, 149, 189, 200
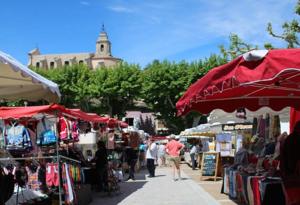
58, 117, 70, 141
5, 122, 31, 151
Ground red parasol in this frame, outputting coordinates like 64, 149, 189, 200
176, 49, 300, 115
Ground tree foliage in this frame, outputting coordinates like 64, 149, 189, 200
219, 33, 258, 61
33, 64, 94, 111
141, 57, 226, 134
91, 62, 142, 117
266, 0, 300, 48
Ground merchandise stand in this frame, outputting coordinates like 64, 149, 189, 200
0, 112, 82, 205
0, 154, 81, 205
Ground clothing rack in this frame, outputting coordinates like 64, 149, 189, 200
0, 112, 82, 205
0, 155, 81, 164
60, 155, 81, 164
0, 156, 56, 161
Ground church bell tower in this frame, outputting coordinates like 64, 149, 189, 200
95, 24, 112, 57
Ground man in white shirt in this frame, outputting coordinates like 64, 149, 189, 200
146, 138, 158, 177
189, 143, 197, 170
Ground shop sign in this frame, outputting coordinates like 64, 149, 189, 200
222, 123, 253, 131
200, 152, 219, 181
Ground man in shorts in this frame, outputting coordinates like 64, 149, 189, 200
165, 135, 184, 181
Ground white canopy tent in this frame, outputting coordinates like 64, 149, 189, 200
0, 50, 60, 102
207, 107, 290, 133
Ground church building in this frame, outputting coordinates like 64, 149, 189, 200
28, 26, 122, 69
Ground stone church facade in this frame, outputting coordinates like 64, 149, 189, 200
28, 26, 122, 69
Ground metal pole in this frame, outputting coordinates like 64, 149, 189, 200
54, 112, 63, 205
60, 155, 81, 164
0, 156, 57, 161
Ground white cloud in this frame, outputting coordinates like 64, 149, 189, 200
108, 6, 134, 13
80, 1, 90, 6
108, 0, 297, 66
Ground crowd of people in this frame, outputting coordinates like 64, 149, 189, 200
91, 134, 190, 191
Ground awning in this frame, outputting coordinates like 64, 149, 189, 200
0, 50, 61, 102
177, 49, 300, 115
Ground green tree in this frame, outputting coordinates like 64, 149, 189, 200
219, 33, 258, 61
141, 58, 225, 134
33, 64, 94, 111
91, 62, 142, 117
266, 0, 300, 48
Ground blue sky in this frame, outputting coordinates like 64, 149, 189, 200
0, 0, 298, 68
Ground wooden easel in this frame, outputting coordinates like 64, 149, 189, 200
200, 152, 219, 181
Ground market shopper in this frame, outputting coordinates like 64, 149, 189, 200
158, 143, 166, 167
94, 141, 108, 191
146, 138, 158, 177
125, 147, 138, 180
166, 135, 184, 181
189, 142, 197, 170
282, 121, 300, 177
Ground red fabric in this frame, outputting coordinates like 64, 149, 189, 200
285, 187, 300, 205
176, 49, 300, 115
236, 173, 244, 204
66, 109, 108, 123
249, 154, 258, 164
0, 104, 66, 119
290, 108, 300, 134
119, 121, 128, 128
59, 117, 69, 140
251, 176, 264, 205
0, 104, 109, 123
108, 118, 118, 128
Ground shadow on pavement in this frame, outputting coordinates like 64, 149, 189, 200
91, 181, 147, 205
151, 174, 166, 178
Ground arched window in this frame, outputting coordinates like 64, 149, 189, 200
50, 61, 55, 68
36, 62, 40, 68
64, 61, 69, 66
100, 44, 104, 52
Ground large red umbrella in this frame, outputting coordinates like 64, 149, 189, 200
176, 49, 300, 116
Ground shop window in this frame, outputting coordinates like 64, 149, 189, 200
50, 61, 55, 68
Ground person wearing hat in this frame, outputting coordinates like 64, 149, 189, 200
166, 135, 184, 181
146, 137, 158, 177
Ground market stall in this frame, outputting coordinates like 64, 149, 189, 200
0, 104, 113, 205
176, 49, 300, 204
0, 50, 60, 102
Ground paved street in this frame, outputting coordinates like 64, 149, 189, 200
91, 167, 221, 205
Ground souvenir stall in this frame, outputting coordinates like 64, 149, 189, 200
176, 49, 300, 205
180, 127, 216, 169
0, 104, 106, 205
221, 113, 286, 205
